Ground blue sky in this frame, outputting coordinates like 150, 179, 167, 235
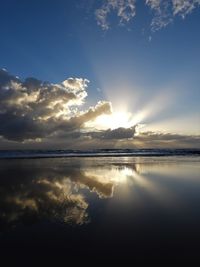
0, 0, 200, 148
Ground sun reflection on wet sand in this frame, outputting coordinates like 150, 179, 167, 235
0, 157, 199, 230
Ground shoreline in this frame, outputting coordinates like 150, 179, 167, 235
0, 153, 200, 160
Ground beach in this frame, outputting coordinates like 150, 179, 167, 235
0, 154, 200, 263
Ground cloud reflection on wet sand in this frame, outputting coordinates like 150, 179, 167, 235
0, 157, 199, 230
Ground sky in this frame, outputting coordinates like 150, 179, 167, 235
0, 0, 200, 149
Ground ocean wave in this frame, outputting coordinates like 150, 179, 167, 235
0, 149, 200, 159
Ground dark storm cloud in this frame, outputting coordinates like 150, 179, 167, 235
0, 69, 112, 142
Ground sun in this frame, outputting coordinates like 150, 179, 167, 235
88, 109, 146, 130
96, 111, 133, 130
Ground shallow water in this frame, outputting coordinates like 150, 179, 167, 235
0, 156, 200, 263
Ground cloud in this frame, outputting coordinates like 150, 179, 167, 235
87, 126, 137, 139
103, 126, 136, 139
47, 130, 199, 149
0, 69, 199, 148
134, 131, 200, 148
0, 69, 112, 141
95, 0, 200, 31
172, 0, 200, 17
146, 0, 200, 31
95, 0, 136, 30
146, 0, 173, 31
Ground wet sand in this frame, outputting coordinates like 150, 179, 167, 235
0, 156, 200, 264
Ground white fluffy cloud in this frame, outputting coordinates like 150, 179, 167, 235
0, 69, 138, 144
0, 69, 112, 141
95, 0, 200, 31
